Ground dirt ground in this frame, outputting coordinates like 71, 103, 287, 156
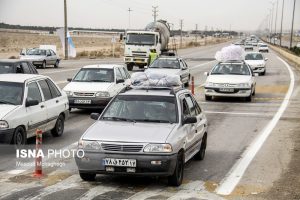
0, 30, 229, 59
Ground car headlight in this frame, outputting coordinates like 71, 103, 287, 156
144, 143, 172, 153
78, 140, 101, 150
95, 91, 110, 98
205, 82, 214, 87
238, 83, 250, 88
65, 91, 73, 97
0, 121, 9, 129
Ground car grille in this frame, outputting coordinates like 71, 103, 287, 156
73, 92, 95, 97
132, 51, 147, 57
101, 143, 144, 152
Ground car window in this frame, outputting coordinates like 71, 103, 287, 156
191, 95, 202, 114
211, 63, 250, 75
21, 62, 31, 73
115, 68, 123, 81
73, 68, 114, 82
15, 63, 24, 73
50, 50, 56, 56
46, 50, 51, 56
185, 94, 196, 116
182, 98, 191, 118
0, 81, 23, 105
149, 58, 180, 69
38, 80, 52, 101
46, 78, 61, 98
0, 63, 14, 74
119, 67, 129, 79
27, 82, 42, 103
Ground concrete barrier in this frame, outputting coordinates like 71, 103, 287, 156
269, 45, 300, 69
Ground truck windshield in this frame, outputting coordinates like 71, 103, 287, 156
101, 95, 178, 124
126, 34, 155, 45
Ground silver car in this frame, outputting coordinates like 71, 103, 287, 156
75, 86, 208, 186
20, 48, 60, 68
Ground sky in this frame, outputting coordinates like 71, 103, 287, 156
0, 0, 299, 32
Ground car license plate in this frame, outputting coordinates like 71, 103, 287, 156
219, 88, 234, 92
74, 99, 91, 104
103, 158, 136, 167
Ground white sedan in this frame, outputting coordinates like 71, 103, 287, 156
204, 61, 257, 102
245, 52, 268, 75
145, 57, 190, 87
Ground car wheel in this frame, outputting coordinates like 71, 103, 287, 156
252, 88, 256, 96
205, 95, 212, 101
194, 133, 207, 160
42, 61, 46, 69
261, 70, 266, 76
127, 63, 133, 71
168, 151, 184, 186
12, 126, 26, 146
54, 60, 59, 68
51, 114, 65, 137
245, 94, 252, 102
184, 75, 190, 87
79, 172, 96, 181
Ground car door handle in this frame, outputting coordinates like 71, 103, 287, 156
56, 100, 59, 103
41, 105, 45, 108
195, 130, 198, 133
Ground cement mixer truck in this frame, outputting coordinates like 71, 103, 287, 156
124, 20, 174, 71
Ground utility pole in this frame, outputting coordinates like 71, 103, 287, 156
274, 0, 279, 44
152, 6, 158, 23
64, 0, 68, 59
279, 0, 285, 47
269, 1, 275, 43
290, 0, 296, 48
195, 24, 198, 44
205, 25, 207, 45
180, 19, 183, 48
128, 8, 132, 29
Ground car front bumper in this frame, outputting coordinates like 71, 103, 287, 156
32, 61, 44, 66
68, 97, 112, 109
0, 128, 15, 143
75, 151, 177, 176
251, 67, 265, 73
204, 87, 252, 97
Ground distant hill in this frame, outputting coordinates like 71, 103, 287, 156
0, 22, 125, 33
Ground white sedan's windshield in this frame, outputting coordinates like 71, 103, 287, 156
102, 95, 177, 123
211, 63, 250, 75
0, 82, 23, 105
73, 68, 114, 82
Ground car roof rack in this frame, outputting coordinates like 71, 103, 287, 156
119, 85, 184, 95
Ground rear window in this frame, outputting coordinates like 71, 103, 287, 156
0, 63, 14, 74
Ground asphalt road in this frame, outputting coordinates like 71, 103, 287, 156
0, 41, 296, 200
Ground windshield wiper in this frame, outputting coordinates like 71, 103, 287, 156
135, 119, 172, 124
102, 117, 136, 123
0, 100, 15, 105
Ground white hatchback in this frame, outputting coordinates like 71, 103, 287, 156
63, 64, 131, 110
0, 74, 69, 145
245, 52, 268, 75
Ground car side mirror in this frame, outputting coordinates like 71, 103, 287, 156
25, 99, 39, 107
90, 113, 100, 120
265, 58, 268, 61
204, 72, 209, 76
67, 78, 72, 82
183, 116, 197, 125
116, 79, 125, 84
47, 53, 51, 57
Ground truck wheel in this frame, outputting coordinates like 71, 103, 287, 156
51, 114, 65, 137
79, 172, 96, 181
168, 151, 184, 186
127, 64, 133, 71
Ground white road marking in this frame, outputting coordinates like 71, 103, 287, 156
215, 56, 295, 195
41, 68, 80, 75
7, 169, 26, 175
204, 111, 273, 117
77, 185, 117, 200
56, 80, 68, 85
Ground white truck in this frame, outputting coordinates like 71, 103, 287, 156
124, 20, 173, 71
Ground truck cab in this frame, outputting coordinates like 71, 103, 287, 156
124, 31, 161, 71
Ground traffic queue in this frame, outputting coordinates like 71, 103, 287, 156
0, 37, 268, 186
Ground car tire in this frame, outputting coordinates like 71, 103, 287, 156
184, 75, 190, 87
205, 95, 212, 101
42, 61, 46, 69
79, 172, 96, 181
252, 88, 256, 96
51, 114, 65, 137
54, 60, 59, 68
194, 133, 207, 161
12, 126, 26, 146
245, 94, 252, 102
168, 151, 184, 186
261, 70, 266, 76
127, 63, 134, 71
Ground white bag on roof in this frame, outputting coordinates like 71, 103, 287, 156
215, 45, 245, 62
131, 71, 182, 87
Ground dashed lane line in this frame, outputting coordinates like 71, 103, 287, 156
215, 56, 295, 195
